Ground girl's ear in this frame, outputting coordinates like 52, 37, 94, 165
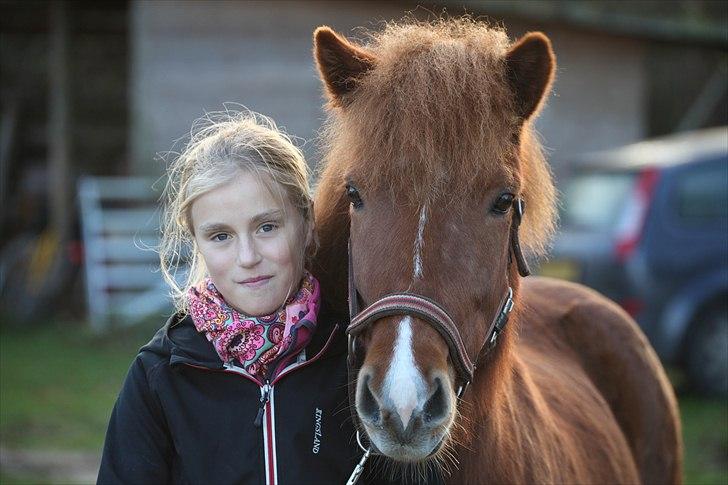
313, 26, 376, 107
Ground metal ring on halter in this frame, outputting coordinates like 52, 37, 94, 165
348, 334, 356, 360
355, 430, 370, 453
503, 287, 515, 316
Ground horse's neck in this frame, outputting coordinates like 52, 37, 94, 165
452, 338, 571, 484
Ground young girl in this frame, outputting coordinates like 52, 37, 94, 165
97, 112, 366, 484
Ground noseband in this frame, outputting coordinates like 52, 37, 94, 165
345, 198, 530, 484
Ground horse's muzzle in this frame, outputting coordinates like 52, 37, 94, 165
355, 365, 454, 462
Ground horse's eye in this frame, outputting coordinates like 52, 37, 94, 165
492, 193, 515, 214
346, 183, 364, 209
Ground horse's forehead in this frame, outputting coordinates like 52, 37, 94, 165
340, 117, 519, 203
356, 191, 502, 239
350, 160, 518, 209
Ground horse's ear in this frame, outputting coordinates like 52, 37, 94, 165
505, 32, 555, 121
314, 26, 375, 107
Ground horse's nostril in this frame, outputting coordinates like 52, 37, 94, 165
358, 374, 381, 424
423, 377, 449, 424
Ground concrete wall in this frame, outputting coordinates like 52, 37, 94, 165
130, 1, 646, 177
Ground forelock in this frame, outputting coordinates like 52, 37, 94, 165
318, 18, 556, 257
322, 18, 518, 205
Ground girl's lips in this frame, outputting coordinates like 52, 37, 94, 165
238, 275, 273, 286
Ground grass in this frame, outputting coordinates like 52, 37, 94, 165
0, 321, 726, 483
680, 395, 728, 484
0, 320, 157, 451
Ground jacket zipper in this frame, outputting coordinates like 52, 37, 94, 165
254, 381, 271, 427
215, 366, 275, 484
263, 385, 277, 485
180, 324, 340, 485
261, 326, 340, 485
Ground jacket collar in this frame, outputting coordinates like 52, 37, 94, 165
142, 311, 346, 370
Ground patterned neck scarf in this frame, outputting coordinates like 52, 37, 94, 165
187, 271, 320, 381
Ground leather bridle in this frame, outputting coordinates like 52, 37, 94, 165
344, 198, 531, 484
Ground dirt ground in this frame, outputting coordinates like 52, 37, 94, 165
0, 447, 99, 484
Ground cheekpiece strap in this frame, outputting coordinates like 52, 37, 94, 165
348, 238, 359, 319
511, 198, 531, 277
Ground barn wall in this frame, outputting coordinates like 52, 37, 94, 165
530, 28, 646, 171
130, 1, 646, 177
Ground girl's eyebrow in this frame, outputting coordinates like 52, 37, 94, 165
198, 222, 230, 234
251, 209, 284, 226
198, 210, 284, 234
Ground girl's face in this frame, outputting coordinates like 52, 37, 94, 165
191, 171, 310, 316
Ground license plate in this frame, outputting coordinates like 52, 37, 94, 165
537, 260, 580, 281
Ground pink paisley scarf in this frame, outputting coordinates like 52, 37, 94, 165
187, 271, 320, 381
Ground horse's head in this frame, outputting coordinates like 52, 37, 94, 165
314, 20, 557, 462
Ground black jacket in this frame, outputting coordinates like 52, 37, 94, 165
98, 311, 369, 485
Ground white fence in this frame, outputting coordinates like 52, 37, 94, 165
78, 176, 174, 330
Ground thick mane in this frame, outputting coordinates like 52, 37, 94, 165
317, 18, 556, 257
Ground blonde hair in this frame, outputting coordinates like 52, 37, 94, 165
159, 110, 315, 313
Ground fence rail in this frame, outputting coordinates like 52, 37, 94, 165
78, 176, 175, 330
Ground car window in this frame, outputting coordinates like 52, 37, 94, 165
560, 172, 636, 231
675, 162, 728, 223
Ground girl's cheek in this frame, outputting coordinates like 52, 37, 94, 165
257, 232, 287, 257
201, 244, 230, 269
260, 239, 287, 263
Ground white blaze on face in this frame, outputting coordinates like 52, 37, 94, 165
382, 316, 426, 430
413, 204, 428, 279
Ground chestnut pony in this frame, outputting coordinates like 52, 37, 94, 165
311, 19, 682, 484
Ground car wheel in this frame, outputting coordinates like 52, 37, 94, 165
686, 304, 728, 396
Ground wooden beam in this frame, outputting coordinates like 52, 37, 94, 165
48, 2, 71, 244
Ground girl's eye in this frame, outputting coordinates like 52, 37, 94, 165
212, 233, 230, 242
492, 193, 515, 214
258, 223, 277, 234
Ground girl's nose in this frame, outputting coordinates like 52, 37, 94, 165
236, 236, 261, 267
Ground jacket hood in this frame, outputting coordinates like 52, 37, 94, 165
140, 311, 346, 370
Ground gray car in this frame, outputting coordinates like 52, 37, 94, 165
541, 127, 728, 395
